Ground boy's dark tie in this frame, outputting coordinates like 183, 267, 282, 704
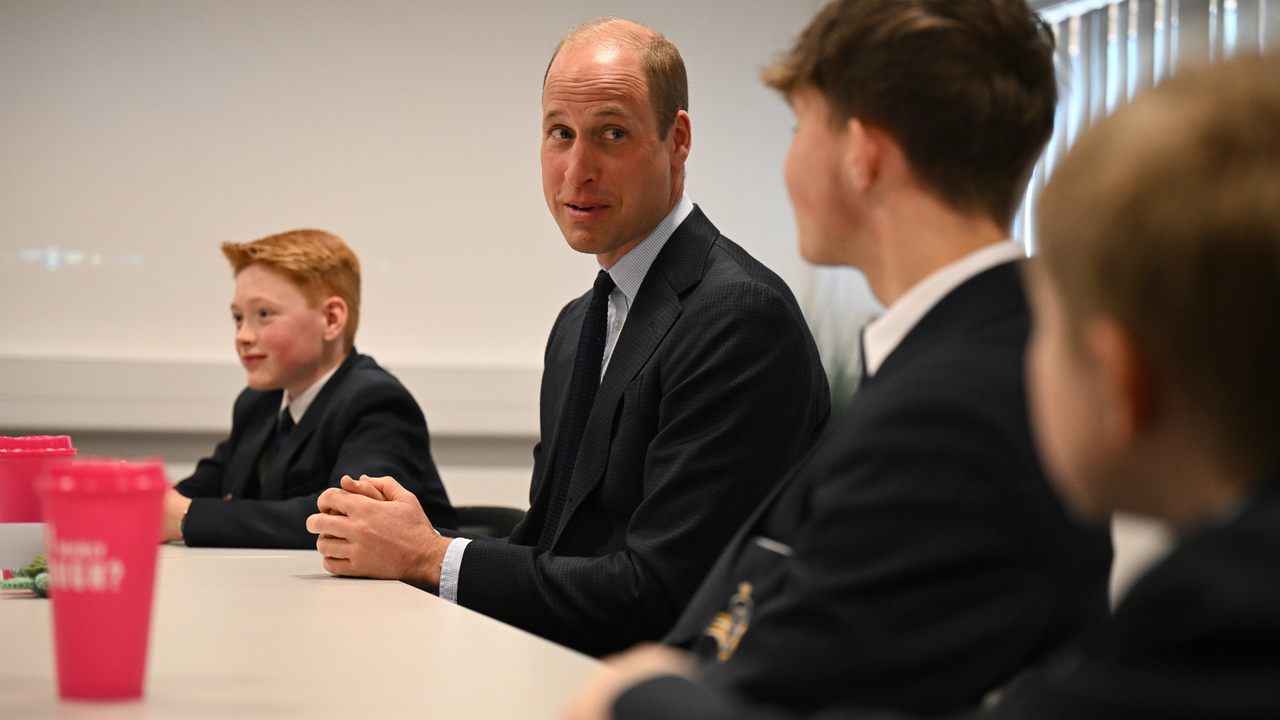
248, 408, 294, 499
537, 270, 615, 551
276, 408, 295, 453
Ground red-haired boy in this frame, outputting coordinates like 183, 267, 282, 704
164, 229, 455, 548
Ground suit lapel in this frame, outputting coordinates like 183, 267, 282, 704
520, 301, 588, 535
546, 207, 719, 547
226, 399, 278, 498
260, 351, 361, 500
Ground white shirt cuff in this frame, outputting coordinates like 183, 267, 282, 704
438, 537, 471, 604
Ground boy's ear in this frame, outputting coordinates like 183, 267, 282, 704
844, 119, 909, 199
1086, 317, 1158, 445
319, 297, 348, 344
843, 118, 881, 193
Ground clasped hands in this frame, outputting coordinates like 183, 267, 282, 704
307, 475, 452, 590
310, 475, 698, 720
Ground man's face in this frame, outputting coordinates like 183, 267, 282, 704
784, 87, 859, 266
1025, 264, 1115, 521
231, 263, 330, 399
541, 42, 684, 266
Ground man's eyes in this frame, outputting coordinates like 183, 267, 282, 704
546, 127, 626, 140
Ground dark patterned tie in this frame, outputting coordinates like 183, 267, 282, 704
537, 270, 616, 550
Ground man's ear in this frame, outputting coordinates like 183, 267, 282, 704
1085, 317, 1158, 445
667, 109, 692, 170
320, 297, 349, 344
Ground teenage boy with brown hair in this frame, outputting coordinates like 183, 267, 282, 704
163, 229, 456, 548
565, 1, 1112, 718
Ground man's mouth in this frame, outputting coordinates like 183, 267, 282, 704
241, 354, 266, 367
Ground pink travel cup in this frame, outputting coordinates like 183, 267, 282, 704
38, 459, 167, 700
0, 436, 78, 523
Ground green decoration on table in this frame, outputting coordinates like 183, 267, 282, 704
3, 553, 50, 597
21, 553, 47, 577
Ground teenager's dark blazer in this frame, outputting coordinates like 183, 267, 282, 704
618, 474, 1280, 720
993, 471, 1280, 720
177, 350, 456, 549
455, 207, 831, 657
628, 262, 1112, 718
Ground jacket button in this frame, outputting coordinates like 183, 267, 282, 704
223, 493, 233, 501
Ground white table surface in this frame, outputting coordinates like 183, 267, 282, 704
1, 545, 600, 719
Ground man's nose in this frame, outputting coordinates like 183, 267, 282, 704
235, 322, 254, 346
564, 140, 599, 187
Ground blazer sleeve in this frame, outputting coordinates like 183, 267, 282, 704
182, 370, 454, 548
174, 387, 259, 500
457, 279, 828, 656
699, 383, 1085, 716
174, 438, 233, 499
614, 676, 737, 720
608, 391, 1070, 720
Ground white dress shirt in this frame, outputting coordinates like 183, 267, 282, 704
862, 241, 1025, 378
277, 359, 342, 424
439, 194, 695, 604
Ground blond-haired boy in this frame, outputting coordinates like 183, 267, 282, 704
164, 229, 456, 548
1002, 52, 1280, 718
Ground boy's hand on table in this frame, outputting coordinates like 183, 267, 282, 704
564, 643, 697, 720
309, 475, 449, 590
162, 488, 193, 543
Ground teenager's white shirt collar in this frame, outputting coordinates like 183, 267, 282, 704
279, 358, 344, 424
862, 241, 1025, 377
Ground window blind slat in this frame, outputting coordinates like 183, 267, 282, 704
1015, 0, 1275, 245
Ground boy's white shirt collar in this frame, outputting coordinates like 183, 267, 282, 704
279, 357, 344, 424
863, 240, 1025, 377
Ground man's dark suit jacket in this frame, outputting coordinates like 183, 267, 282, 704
454, 207, 831, 657
176, 350, 457, 548
615, 262, 1112, 719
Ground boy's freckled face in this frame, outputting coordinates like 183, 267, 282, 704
231, 264, 328, 396
1026, 267, 1113, 521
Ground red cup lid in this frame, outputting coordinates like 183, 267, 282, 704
0, 435, 78, 455
38, 458, 168, 494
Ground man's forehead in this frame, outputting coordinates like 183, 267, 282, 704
544, 103, 630, 121
543, 69, 649, 121
546, 40, 645, 89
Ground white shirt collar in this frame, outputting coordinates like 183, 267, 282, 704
863, 241, 1025, 377
279, 356, 344, 423
599, 193, 694, 301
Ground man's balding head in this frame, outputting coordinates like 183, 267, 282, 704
545, 17, 688, 140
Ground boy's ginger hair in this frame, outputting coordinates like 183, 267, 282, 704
222, 229, 361, 351
1037, 54, 1280, 474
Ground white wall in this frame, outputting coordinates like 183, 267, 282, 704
0, 0, 836, 436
